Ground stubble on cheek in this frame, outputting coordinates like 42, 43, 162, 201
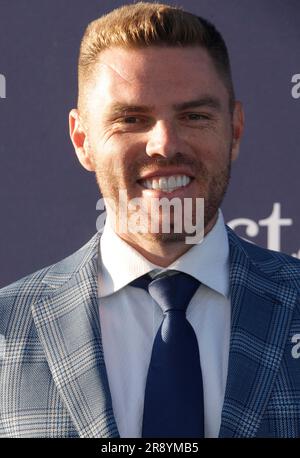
94, 157, 124, 200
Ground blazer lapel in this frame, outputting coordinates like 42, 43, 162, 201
31, 233, 119, 438
219, 228, 298, 437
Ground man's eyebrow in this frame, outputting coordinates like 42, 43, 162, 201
107, 103, 154, 115
173, 96, 222, 112
106, 96, 222, 116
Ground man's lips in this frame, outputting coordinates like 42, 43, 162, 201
137, 173, 195, 196
137, 167, 195, 181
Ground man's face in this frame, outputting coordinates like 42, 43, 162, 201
70, 46, 243, 245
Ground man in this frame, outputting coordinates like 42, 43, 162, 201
0, 2, 300, 438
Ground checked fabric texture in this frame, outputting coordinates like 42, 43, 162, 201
1, 227, 300, 437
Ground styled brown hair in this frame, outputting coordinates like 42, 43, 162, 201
78, 2, 235, 113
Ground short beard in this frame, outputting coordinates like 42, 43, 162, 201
94, 149, 232, 244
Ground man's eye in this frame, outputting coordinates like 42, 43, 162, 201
123, 116, 141, 124
185, 113, 209, 121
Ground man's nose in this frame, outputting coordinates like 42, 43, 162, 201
145, 120, 185, 159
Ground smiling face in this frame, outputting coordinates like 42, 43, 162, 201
70, 45, 244, 262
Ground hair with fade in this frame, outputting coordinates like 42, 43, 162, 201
77, 2, 235, 114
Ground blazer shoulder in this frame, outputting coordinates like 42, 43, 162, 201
0, 263, 56, 336
243, 236, 300, 267
227, 226, 300, 287
0, 232, 100, 335
0, 263, 55, 298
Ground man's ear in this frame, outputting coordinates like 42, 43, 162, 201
231, 101, 245, 162
69, 108, 95, 172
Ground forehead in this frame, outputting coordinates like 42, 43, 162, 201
88, 46, 228, 108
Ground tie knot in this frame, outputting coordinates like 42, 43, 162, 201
131, 271, 200, 314
149, 272, 199, 313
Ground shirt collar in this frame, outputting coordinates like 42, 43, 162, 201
98, 210, 229, 298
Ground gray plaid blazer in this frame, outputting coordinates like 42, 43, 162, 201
1, 227, 300, 438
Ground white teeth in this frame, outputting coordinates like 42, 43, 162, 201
167, 176, 177, 189
159, 177, 168, 191
176, 176, 183, 187
140, 175, 191, 192
152, 179, 160, 190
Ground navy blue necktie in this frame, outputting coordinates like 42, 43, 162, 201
131, 271, 204, 438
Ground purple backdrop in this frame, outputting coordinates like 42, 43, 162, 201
0, 0, 299, 287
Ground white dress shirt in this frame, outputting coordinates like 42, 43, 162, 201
98, 210, 231, 438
